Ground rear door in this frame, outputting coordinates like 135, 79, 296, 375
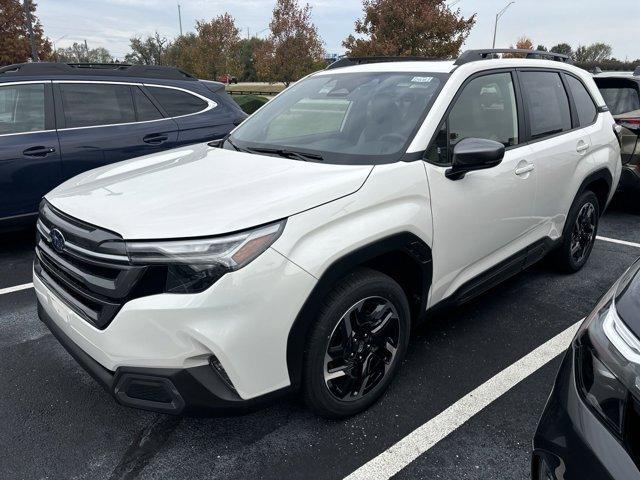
0, 81, 61, 220
54, 81, 179, 180
145, 85, 231, 145
518, 70, 595, 236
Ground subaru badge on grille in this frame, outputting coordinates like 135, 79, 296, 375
50, 229, 66, 253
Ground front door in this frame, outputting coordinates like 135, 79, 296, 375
424, 71, 537, 304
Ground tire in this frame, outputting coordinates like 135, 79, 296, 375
302, 268, 410, 419
553, 190, 600, 273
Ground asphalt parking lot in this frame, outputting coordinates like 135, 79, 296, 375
1, 198, 639, 480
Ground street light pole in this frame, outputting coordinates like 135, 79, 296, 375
23, 0, 38, 61
177, 3, 183, 36
492, 1, 515, 48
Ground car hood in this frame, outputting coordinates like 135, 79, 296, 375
46, 143, 372, 239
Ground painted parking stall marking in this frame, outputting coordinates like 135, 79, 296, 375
597, 235, 640, 249
344, 321, 582, 480
0, 283, 33, 296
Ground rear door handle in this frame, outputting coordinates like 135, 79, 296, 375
143, 133, 169, 145
515, 163, 535, 176
576, 141, 590, 154
23, 146, 56, 157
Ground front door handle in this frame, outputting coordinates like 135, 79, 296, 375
515, 163, 535, 176
23, 146, 56, 157
143, 133, 169, 145
576, 141, 590, 154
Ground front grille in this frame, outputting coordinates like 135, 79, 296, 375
35, 201, 165, 329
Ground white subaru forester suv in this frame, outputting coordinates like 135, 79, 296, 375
34, 50, 621, 418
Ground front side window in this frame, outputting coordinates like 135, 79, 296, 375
0, 83, 45, 135
449, 72, 519, 149
426, 72, 518, 165
229, 71, 448, 164
60, 83, 135, 128
147, 86, 208, 117
566, 75, 597, 126
520, 71, 571, 139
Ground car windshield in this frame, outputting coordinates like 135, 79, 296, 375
228, 71, 448, 164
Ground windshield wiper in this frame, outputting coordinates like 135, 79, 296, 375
248, 147, 324, 162
225, 137, 252, 153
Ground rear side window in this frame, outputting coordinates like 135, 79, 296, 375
133, 87, 163, 121
565, 75, 597, 126
0, 83, 45, 134
520, 71, 571, 140
60, 83, 135, 128
599, 86, 640, 115
147, 86, 208, 117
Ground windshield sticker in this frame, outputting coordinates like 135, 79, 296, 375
411, 76, 433, 83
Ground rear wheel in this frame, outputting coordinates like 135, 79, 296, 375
302, 268, 410, 418
554, 190, 600, 272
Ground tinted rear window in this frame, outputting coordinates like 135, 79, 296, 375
599, 86, 640, 115
60, 83, 135, 128
565, 75, 597, 126
520, 71, 572, 139
147, 87, 208, 117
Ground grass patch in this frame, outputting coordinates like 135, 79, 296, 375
233, 95, 269, 114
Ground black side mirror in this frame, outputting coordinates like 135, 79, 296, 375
445, 138, 505, 180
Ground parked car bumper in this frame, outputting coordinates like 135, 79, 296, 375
532, 348, 639, 480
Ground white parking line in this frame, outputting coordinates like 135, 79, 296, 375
344, 321, 581, 480
597, 236, 640, 249
0, 283, 33, 296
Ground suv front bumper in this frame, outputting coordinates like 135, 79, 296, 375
34, 246, 317, 410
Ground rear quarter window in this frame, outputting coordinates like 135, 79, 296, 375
146, 86, 209, 117
565, 75, 597, 126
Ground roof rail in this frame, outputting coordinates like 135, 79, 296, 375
0, 62, 197, 81
326, 56, 444, 70
454, 49, 571, 65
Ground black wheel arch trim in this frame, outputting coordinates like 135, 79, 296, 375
574, 168, 613, 215
285, 232, 432, 390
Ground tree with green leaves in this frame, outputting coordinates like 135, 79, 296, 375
536, 45, 547, 52
343, 0, 475, 58
0, 0, 51, 65
125, 33, 171, 65
55, 43, 113, 63
254, 0, 324, 86
238, 37, 266, 82
550, 43, 573, 57
574, 43, 612, 63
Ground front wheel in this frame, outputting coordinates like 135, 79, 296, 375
554, 190, 600, 272
302, 268, 410, 418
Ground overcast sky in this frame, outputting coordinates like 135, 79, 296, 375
38, 0, 640, 61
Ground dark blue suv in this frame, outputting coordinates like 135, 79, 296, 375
0, 62, 247, 229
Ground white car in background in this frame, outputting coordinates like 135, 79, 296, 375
34, 49, 620, 418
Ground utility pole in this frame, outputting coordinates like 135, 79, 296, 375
23, 0, 38, 62
492, 1, 515, 49
177, 3, 183, 36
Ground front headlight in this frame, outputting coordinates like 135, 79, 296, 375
125, 220, 285, 293
576, 260, 640, 437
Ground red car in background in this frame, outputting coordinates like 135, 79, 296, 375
218, 73, 238, 84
